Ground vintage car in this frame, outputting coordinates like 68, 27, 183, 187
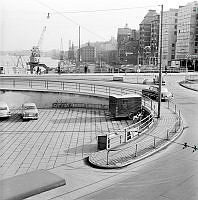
21, 103, 38, 120
142, 85, 173, 101
0, 102, 11, 118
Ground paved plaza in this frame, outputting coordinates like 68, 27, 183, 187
0, 108, 132, 180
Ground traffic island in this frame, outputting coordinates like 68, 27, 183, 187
88, 105, 184, 169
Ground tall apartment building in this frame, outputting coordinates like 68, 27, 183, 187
139, 10, 160, 66
117, 24, 138, 64
161, 9, 178, 66
175, 1, 198, 70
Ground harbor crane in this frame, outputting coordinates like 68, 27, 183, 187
28, 13, 50, 74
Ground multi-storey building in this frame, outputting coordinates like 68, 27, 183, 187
117, 24, 138, 64
79, 43, 96, 63
175, 2, 198, 70
139, 10, 160, 66
161, 9, 178, 66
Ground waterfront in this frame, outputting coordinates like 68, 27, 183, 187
0, 55, 58, 74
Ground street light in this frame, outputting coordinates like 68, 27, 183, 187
157, 4, 163, 118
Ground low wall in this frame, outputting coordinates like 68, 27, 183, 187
0, 90, 108, 109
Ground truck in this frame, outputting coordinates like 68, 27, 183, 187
109, 94, 142, 119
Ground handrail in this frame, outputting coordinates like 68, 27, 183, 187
0, 76, 183, 167
0, 77, 157, 140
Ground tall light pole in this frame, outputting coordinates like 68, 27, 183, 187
158, 4, 163, 118
78, 26, 81, 66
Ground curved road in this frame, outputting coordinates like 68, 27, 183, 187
75, 74, 198, 200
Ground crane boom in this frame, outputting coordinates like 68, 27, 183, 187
37, 26, 47, 48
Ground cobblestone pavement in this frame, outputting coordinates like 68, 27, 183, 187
0, 108, 133, 180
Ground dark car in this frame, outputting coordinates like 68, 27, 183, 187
142, 85, 173, 101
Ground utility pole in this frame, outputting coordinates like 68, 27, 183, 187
158, 4, 163, 118
78, 26, 81, 66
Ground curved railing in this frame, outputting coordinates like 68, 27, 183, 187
0, 77, 183, 167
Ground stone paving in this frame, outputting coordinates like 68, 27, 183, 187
0, 108, 133, 180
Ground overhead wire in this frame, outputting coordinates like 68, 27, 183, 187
55, 5, 160, 14
34, 0, 107, 41
33, 1, 162, 41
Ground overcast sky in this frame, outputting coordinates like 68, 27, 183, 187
0, 0, 194, 51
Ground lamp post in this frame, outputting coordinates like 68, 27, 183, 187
157, 4, 163, 118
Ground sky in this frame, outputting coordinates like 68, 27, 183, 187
0, 0, 194, 51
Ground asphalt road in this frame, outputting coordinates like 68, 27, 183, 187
76, 74, 198, 200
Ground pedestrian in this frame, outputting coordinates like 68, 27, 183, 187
165, 65, 167, 75
36, 66, 40, 75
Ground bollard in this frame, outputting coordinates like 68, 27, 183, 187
135, 144, 138, 157
168, 100, 169, 109
153, 137, 156, 148
107, 150, 110, 165
124, 129, 127, 143
167, 130, 169, 140
175, 105, 176, 113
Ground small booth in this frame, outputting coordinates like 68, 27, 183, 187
109, 94, 142, 119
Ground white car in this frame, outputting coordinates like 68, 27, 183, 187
0, 102, 11, 118
21, 103, 39, 120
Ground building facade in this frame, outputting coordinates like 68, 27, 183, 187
138, 10, 160, 66
79, 43, 96, 63
161, 9, 178, 66
117, 24, 138, 65
175, 2, 198, 70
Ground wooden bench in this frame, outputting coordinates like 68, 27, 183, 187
0, 170, 66, 200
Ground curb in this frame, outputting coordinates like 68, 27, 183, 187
88, 110, 184, 169
179, 81, 198, 92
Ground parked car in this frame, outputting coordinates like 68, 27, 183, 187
142, 85, 173, 101
0, 102, 11, 118
21, 103, 38, 120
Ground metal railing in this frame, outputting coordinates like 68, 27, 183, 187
0, 77, 183, 167
103, 99, 183, 166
